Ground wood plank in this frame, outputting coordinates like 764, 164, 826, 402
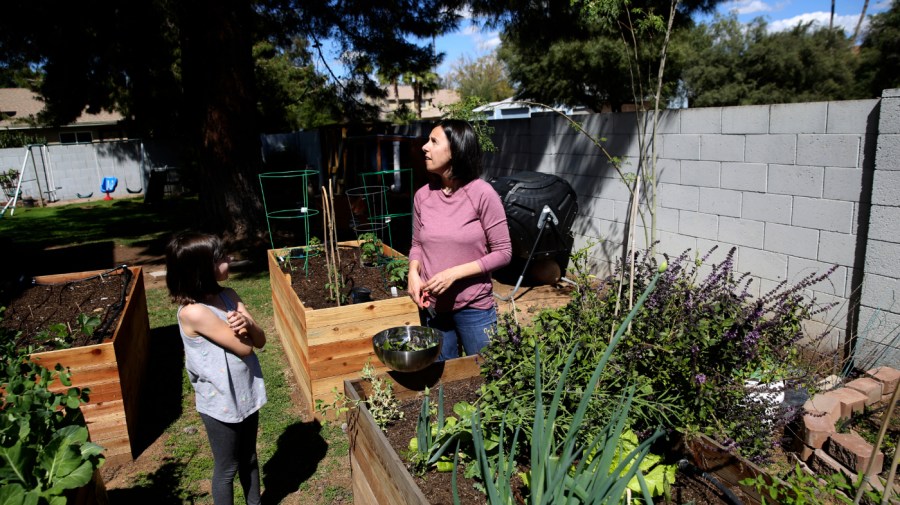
351, 456, 378, 505
345, 384, 429, 504
306, 297, 418, 331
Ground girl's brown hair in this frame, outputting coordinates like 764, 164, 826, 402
165, 231, 225, 305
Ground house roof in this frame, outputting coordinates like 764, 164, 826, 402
0, 88, 122, 128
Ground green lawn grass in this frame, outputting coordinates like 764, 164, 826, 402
5, 197, 352, 504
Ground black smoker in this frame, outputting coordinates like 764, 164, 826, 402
488, 171, 578, 287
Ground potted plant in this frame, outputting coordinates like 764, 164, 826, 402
0, 168, 19, 199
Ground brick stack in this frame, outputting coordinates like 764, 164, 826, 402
797, 366, 899, 495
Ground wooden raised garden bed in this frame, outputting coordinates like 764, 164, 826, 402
29, 266, 150, 462
344, 356, 782, 505
344, 355, 480, 505
268, 240, 419, 419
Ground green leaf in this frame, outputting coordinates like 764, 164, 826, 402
0, 484, 38, 505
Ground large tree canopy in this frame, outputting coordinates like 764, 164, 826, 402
677, 15, 866, 106
468, 0, 720, 112
0, 0, 463, 243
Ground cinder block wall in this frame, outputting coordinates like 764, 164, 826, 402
483, 93, 898, 367
0, 140, 149, 203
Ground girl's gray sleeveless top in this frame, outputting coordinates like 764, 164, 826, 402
178, 293, 266, 423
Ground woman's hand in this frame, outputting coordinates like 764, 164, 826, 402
423, 268, 458, 296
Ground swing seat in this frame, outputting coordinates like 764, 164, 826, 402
77, 192, 93, 198
101, 177, 118, 200
126, 185, 143, 194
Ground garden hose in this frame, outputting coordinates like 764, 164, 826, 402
677, 458, 745, 505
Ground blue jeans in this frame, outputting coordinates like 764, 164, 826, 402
423, 305, 497, 361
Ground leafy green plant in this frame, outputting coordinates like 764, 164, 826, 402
357, 233, 382, 266
0, 336, 105, 504
383, 257, 409, 289
468, 269, 666, 504
32, 313, 102, 349
324, 266, 347, 304
740, 463, 861, 504
315, 360, 403, 429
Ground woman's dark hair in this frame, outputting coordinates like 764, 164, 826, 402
165, 231, 225, 305
438, 119, 482, 183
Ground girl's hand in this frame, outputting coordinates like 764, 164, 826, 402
227, 310, 248, 336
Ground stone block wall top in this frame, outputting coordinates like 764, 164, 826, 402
845, 377, 884, 405
866, 367, 900, 397
826, 432, 884, 476
825, 387, 869, 419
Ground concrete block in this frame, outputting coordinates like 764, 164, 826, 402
864, 240, 900, 278
866, 367, 900, 400
772, 102, 827, 133
656, 158, 680, 183
663, 134, 700, 159
810, 449, 855, 480
723, 105, 769, 133
700, 134, 744, 162
679, 211, 719, 240
858, 274, 900, 312
681, 107, 721, 134
869, 205, 900, 244
797, 134, 862, 168
745, 134, 796, 164
764, 223, 819, 260
768, 164, 824, 197
876, 135, 900, 169
826, 432, 884, 475
880, 93, 900, 134
804, 393, 843, 424
792, 197, 854, 233
872, 170, 900, 206
787, 257, 846, 296
826, 99, 879, 134
845, 377, 883, 405
802, 412, 837, 448
718, 216, 765, 248
721, 162, 767, 191
681, 160, 720, 187
817, 231, 857, 267
799, 444, 816, 462
828, 387, 868, 419
659, 183, 699, 211
657, 230, 697, 258
742, 193, 792, 225
738, 247, 788, 281
699, 188, 742, 217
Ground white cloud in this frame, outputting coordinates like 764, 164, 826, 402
768, 11, 865, 34
722, 0, 773, 15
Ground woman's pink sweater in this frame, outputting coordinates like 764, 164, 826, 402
409, 178, 512, 312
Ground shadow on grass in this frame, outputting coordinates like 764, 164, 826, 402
105, 460, 190, 505
261, 420, 329, 505
130, 324, 184, 458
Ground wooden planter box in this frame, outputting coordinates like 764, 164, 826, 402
29, 266, 151, 462
344, 355, 480, 505
269, 241, 419, 419
344, 356, 786, 505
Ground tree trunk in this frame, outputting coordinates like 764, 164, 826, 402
178, 0, 266, 244
852, 0, 870, 41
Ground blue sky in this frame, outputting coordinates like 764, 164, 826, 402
320, 0, 892, 79
429, 0, 892, 76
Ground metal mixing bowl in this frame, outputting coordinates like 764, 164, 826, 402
372, 325, 443, 373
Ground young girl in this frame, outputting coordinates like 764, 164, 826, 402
165, 231, 267, 505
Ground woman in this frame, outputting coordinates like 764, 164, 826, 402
408, 119, 512, 361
